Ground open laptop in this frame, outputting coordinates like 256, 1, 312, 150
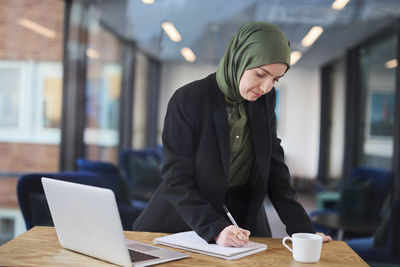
41, 177, 188, 267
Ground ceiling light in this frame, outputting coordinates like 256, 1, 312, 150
301, 26, 323, 47
161, 22, 182, 42
19, 19, 56, 38
290, 51, 302, 65
86, 48, 99, 59
385, 59, 398, 69
181, 48, 196, 62
142, 0, 154, 4
332, 0, 350, 10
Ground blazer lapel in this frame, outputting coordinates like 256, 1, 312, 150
213, 107, 230, 181
210, 74, 230, 182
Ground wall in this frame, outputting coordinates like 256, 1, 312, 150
328, 59, 345, 179
158, 63, 321, 179
0, 0, 64, 61
277, 66, 321, 179
0, 0, 64, 175
158, 63, 217, 134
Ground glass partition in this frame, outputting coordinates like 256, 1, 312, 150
358, 34, 397, 168
83, 7, 122, 163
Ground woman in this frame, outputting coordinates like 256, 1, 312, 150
132, 22, 331, 247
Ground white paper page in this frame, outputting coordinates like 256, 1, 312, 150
154, 231, 266, 257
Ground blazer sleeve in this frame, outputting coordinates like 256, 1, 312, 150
265, 89, 316, 235
161, 89, 230, 242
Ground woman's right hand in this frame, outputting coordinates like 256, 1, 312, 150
215, 225, 251, 247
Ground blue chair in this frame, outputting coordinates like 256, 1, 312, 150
76, 158, 147, 210
154, 144, 163, 162
118, 148, 162, 202
310, 167, 393, 238
17, 171, 143, 231
346, 197, 400, 264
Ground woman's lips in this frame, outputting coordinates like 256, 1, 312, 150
251, 90, 262, 97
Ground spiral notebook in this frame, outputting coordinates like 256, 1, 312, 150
154, 231, 267, 260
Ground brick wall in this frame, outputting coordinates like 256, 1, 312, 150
0, 142, 59, 209
86, 145, 118, 164
0, 143, 59, 174
0, 0, 64, 209
0, 0, 63, 174
0, 0, 64, 61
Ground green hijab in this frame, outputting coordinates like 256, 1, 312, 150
216, 22, 291, 102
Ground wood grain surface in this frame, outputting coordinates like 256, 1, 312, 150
0, 226, 367, 266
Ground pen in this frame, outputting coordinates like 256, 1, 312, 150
222, 205, 239, 227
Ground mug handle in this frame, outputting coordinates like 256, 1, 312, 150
282, 237, 293, 253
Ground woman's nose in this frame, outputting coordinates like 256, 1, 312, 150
260, 79, 273, 93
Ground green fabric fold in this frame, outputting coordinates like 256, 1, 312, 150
216, 21, 290, 103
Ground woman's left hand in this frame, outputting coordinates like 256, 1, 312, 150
316, 232, 332, 242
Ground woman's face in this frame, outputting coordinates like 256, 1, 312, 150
238, 63, 287, 101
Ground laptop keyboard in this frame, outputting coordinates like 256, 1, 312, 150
128, 249, 160, 263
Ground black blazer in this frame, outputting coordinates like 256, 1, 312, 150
132, 73, 315, 242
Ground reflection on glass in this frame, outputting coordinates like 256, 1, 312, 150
359, 34, 396, 168
0, 66, 20, 127
38, 63, 63, 129
369, 92, 395, 137
84, 7, 122, 163
43, 77, 62, 128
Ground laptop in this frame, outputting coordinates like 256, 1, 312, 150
41, 177, 188, 267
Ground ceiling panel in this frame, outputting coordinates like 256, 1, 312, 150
94, 0, 400, 67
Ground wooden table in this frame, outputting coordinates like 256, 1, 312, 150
312, 212, 380, 240
0, 226, 367, 266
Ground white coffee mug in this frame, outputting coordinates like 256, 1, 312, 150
282, 233, 323, 263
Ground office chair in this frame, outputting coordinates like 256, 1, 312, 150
76, 158, 131, 203
17, 171, 143, 231
76, 158, 147, 210
118, 148, 162, 202
310, 167, 393, 237
346, 197, 400, 264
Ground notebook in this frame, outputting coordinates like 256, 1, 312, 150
154, 231, 267, 260
41, 177, 188, 267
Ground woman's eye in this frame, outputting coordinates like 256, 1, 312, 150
256, 72, 264, 78
274, 79, 280, 83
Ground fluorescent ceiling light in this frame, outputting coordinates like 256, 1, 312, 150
290, 51, 302, 65
161, 22, 182, 42
86, 48, 99, 59
332, 0, 350, 10
301, 26, 323, 47
19, 19, 56, 38
142, 0, 154, 4
181, 48, 196, 62
385, 59, 398, 69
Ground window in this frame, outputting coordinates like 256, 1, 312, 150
0, 64, 20, 128
358, 33, 396, 168
83, 7, 122, 163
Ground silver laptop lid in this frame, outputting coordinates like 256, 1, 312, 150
42, 177, 132, 267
